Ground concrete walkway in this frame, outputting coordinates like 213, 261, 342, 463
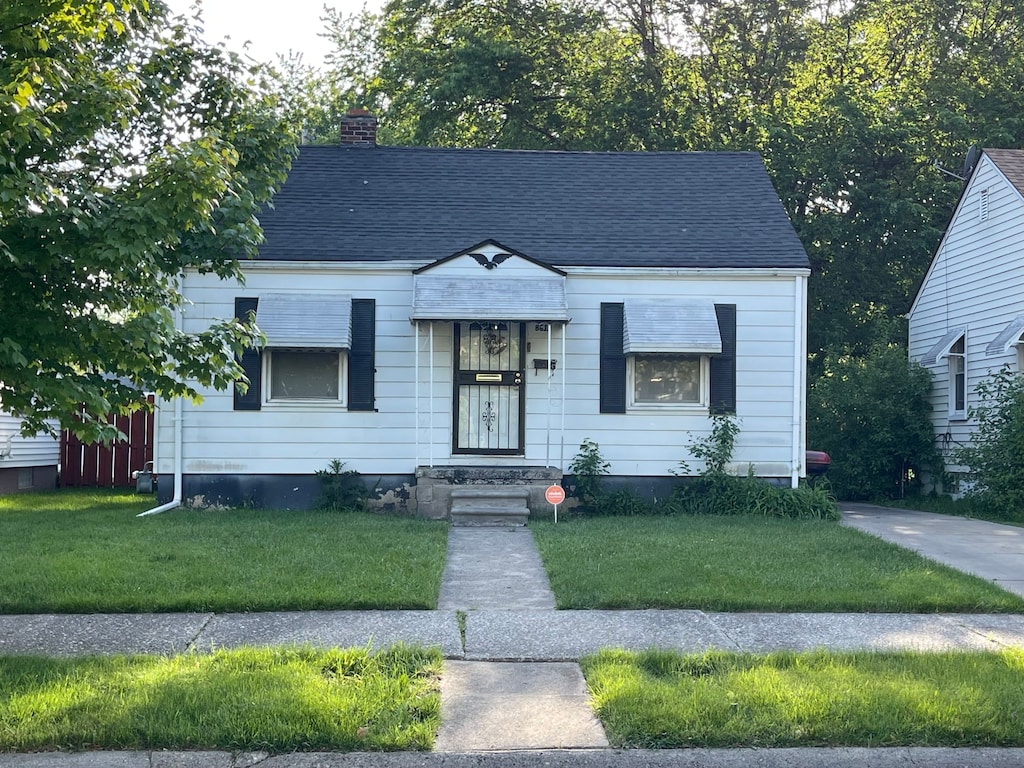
840, 502, 1024, 597
3, 508, 1024, 766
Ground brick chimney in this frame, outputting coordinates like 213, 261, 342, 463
340, 107, 377, 147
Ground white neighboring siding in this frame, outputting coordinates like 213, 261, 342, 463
0, 411, 59, 469
160, 265, 805, 479
908, 155, 1024, 471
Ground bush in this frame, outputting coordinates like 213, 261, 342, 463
953, 367, 1024, 522
667, 474, 839, 520
807, 343, 942, 501
567, 439, 652, 516
314, 460, 368, 511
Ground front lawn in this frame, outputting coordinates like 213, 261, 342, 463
0, 645, 441, 752
583, 648, 1024, 747
0, 490, 448, 613
532, 516, 1024, 612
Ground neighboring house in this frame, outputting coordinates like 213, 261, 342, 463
0, 408, 58, 494
908, 148, 1024, 488
154, 110, 811, 516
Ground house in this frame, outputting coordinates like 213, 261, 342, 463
152, 110, 811, 516
908, 148, 1024, 488
0, 408, 58, 494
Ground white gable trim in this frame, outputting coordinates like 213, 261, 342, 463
622, 299, 722, 354
909, 152, 1024, 318
257, 293, 352, 348
920, 327, 966, 366
986, 314, 1024, 356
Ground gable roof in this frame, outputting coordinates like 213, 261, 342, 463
983, 148, 1024, 198
256, 145, 809, 270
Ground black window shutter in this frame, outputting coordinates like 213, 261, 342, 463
233, 297, 262, 411
710, 303, 737, 415
348, 299, 376, 411
599, 303, 626, 414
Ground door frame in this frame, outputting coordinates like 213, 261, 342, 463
451, 320, 527, 455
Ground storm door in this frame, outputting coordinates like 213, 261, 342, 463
453, 321, 525, 454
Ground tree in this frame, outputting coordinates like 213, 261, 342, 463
1, 0, 296, 441
807, 341, 942, 500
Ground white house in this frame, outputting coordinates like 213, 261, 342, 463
908, 148, 1024, 486
152, 110, 811, 516
0, 409, 58, 494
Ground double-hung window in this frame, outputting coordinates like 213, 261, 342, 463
267, 349, 344, 403
948, 336, 966, 420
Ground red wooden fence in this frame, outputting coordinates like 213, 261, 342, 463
60, 396, 155, 488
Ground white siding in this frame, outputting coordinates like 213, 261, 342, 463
0, 411, 59, 469
159, 264, 805, 480
908, 155, 1024, 472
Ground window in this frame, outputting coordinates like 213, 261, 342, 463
948, 336, 966, 419
267, 349, 344, 403
630, 354, 704, 407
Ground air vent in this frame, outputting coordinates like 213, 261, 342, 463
980, 188, 990, 221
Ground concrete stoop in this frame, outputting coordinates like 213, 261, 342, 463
450, 487, 530, 526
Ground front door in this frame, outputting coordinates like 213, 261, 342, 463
453, 321, 525, 454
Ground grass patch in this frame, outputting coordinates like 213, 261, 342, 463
532, 515, 1024, 612
0, 490, 447, 613
0, 645, 440, 752
883, 495, 1024, 527
582, 648, 1024, 747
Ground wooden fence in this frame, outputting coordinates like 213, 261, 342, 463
60, 397, 155, 488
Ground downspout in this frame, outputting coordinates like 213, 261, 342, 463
791, 273, 807, 489
139, 302, 186, 517
138, 394, 182, 516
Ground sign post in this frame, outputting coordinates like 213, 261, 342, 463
545, 484, 566, 523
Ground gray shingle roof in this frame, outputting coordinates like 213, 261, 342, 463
985, 148, 1024, 198
256, 145, 809, 269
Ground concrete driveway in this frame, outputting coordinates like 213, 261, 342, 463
840, 502, 1024, 598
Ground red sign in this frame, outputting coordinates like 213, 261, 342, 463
545, 485, 566, 505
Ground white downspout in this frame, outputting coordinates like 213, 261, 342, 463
546, 321, 552, 467
415, 321, 420, 469
560, 321, 566, 471
429, 322, 434, 468
791, 274, 807, 488
138, 394, 182, 516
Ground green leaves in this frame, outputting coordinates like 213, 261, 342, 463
0, 0, 297, 441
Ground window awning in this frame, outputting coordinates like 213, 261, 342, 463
622, 299, 722, 354
986, 315, 1024, 356
256, 293, 352, 348
920, 327, 966, 366
410, 276, 569, 322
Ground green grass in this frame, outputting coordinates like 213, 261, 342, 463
532, 515, 1024, 612
582, 648, 1024, 747
0, 645, 440, 752
884, 494, 1024, 527
0, 490, 448, 613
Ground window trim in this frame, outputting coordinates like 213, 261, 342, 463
627, 353, 709, 411
263, 348, 348, 408
948, 335, 967, 421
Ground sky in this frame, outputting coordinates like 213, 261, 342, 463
163, 0, 379, 68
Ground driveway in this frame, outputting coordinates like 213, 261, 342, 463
840, 502, 1024, 598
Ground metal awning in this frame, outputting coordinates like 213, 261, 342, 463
410, 276, 569, 321
256, 293, 352, 348
986, 315, 1024, 356
622, 299, 722, 354
920, 327, 966, 366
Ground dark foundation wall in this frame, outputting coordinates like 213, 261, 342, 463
0, 465, 58, 495
156, 474, 417, 512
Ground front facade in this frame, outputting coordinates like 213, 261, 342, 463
155, 114, 810, 514
0, 409, 58, 494
908, 149, 1024, 486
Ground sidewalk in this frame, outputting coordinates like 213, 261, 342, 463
2, 510, 1024, 766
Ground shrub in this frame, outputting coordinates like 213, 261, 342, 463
807, 343, 942, 501
314, 460, 368, 511
677, 415, 740, 476
953, 367, 1024, 522
667, 475, 839, 520
567, 439, 651, 516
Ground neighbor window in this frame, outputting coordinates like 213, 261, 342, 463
267, 350, 344, 402
948, 336, 966, 419
629, 354, 704, 407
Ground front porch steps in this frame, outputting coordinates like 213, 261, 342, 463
449, 487, 531, 526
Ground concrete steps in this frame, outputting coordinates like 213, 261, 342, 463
449, 487, 530, 526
